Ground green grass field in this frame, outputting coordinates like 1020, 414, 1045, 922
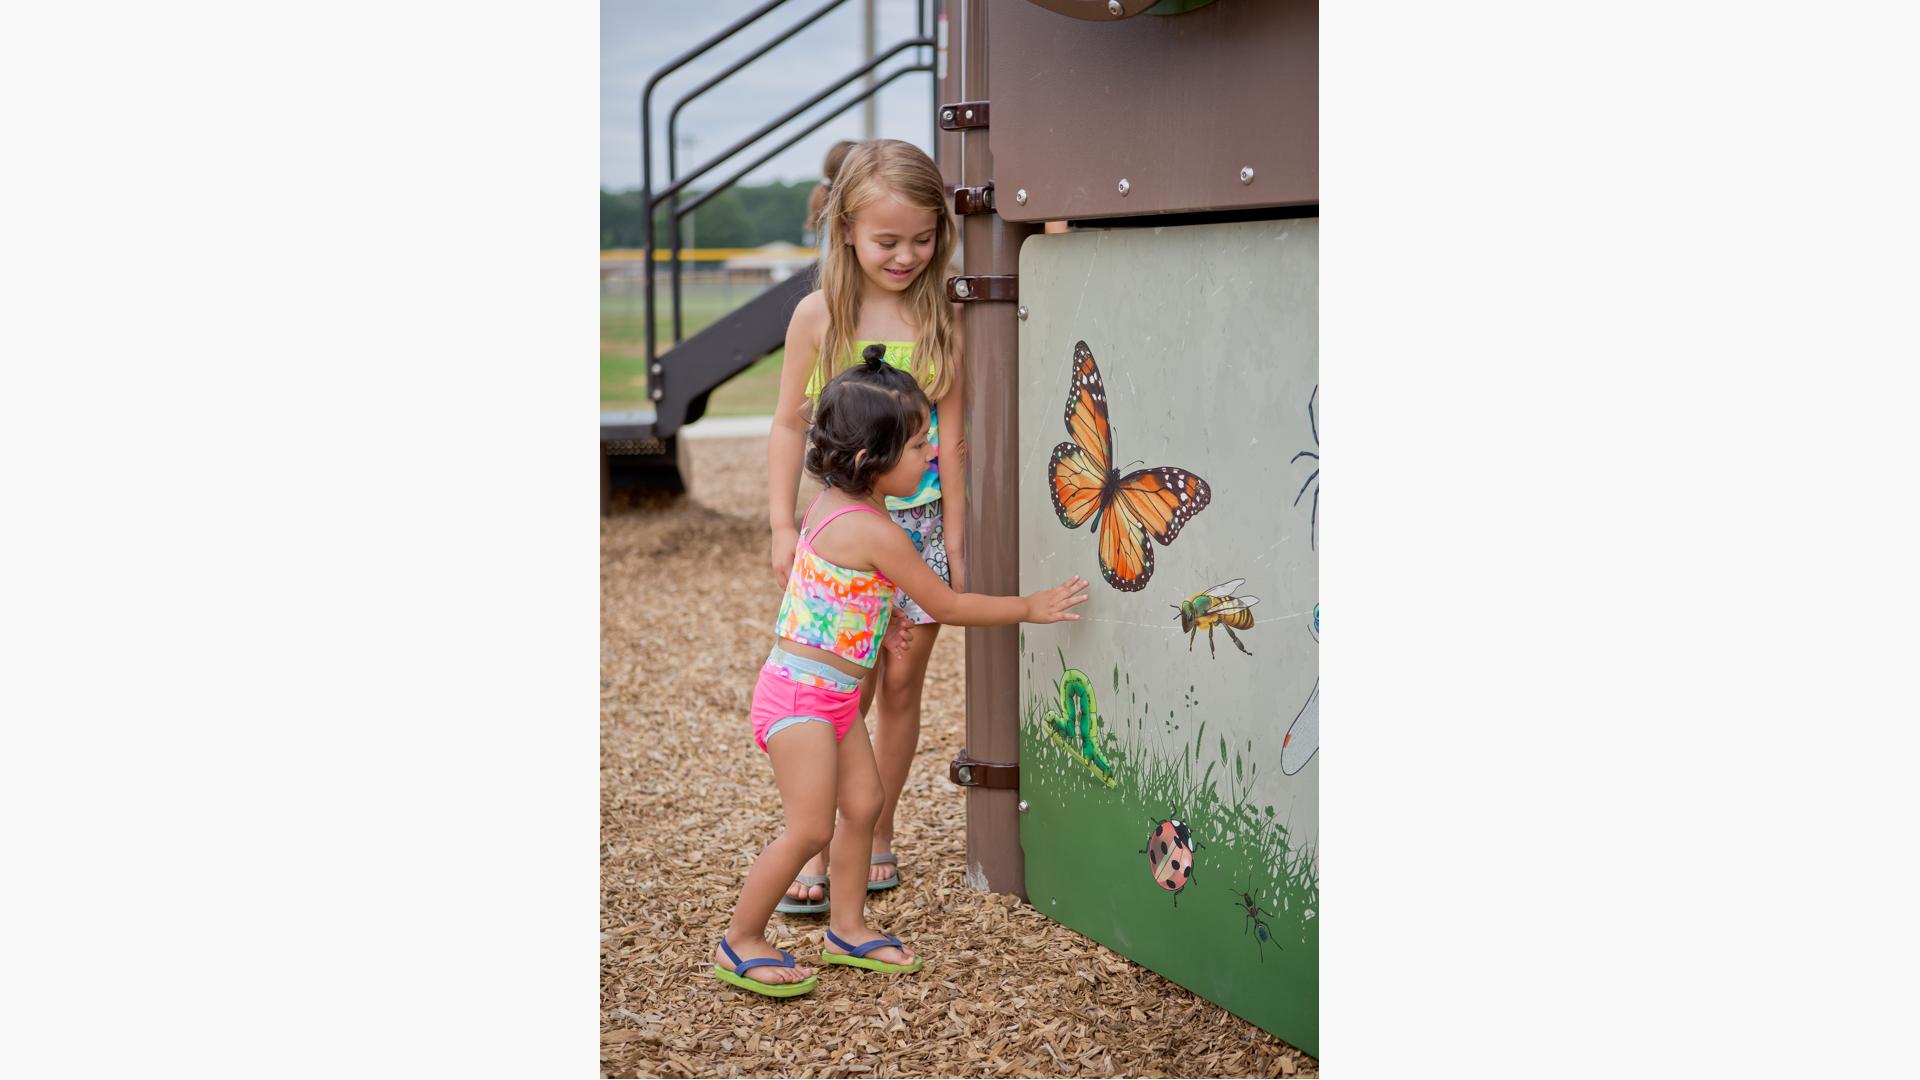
601, 283, 787, 418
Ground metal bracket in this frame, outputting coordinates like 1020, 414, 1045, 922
953, 182, 995, 216
949, 751, 1019, 790
945, 274, 1018, 303
938, 100, 989, 130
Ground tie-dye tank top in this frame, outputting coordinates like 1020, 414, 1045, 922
807, 341, 941, 510
773, 497, 896, 668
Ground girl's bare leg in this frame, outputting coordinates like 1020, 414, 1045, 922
824, 719, 913, 966
869, 621, 940, 883
717, 723, 838, 983
784, 665, 881, 904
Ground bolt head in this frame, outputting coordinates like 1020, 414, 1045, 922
964, 108, 974, 120
650, 387, 664, 401
942, 108, 954, 121
1117, 178, 1131, 196
1240, 166, 1255, 184
1015, 188, 1028, 204
1018, 799, 1031, 814
1017, 305, 1029, 321
1108, 0, 1123, 14
954, 278, 972, 298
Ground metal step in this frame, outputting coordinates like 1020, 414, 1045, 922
600, 264, 815, 509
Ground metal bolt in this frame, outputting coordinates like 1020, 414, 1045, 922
953, 278, 972, 298
1015, 188, 1028, 205
649, 363, 663, 375
942, 108, 954, 122
650, 387, 664, 401
1107, 0, 1122, 14
1017, 799, 1031, 814
957, 765, 973, 784
964, 108, 974, 120
1240, 166, 1255, 184
1117, 178, 1131, 196
1016, 305, 1029, 321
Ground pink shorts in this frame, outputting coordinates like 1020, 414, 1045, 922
751, 655, 863, 752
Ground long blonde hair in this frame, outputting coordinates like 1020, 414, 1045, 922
814, 139, 957, 402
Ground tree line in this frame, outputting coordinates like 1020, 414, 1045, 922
600, 180, 818, 250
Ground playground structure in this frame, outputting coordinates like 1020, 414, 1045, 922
601, 0, 937, 502
608, 0, 1317, 1057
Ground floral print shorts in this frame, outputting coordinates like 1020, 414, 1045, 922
888, 499, 948, 625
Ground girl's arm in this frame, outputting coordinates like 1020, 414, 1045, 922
768, 293, 825, 582
861, 516, 1088, 627
938, 310, 967, 591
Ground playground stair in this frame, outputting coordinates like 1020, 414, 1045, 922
600, 263, 814, 509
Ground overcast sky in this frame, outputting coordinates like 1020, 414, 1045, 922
602, 0, 941, 193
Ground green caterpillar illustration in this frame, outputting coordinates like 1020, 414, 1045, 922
1043, 647, 1117, 787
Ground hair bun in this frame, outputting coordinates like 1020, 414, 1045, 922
861, 343, 886, 369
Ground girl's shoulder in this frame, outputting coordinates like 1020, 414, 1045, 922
811, 494, 900, 547
789, 289, 828, 331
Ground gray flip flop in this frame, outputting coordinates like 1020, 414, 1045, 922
775, 874, 830, 914
867, 854, 900, 892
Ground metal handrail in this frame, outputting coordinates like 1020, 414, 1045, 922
675, 63, 932, 218
666, 0, 854, 344
637, 2, 938, 363
659, 37, 932, 353
640, 0, 794, 368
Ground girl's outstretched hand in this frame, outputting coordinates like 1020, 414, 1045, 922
1025, 575, 1091, 624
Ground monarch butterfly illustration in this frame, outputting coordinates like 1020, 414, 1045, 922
1047, 342, 1211, 592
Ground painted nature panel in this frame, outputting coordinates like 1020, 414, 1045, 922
1017, 219, 1319, 1054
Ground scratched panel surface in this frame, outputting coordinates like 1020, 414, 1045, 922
1017, 220, 1318, 1055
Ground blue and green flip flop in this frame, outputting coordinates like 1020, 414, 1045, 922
711, 939, 819, 998
821, 929, 923, 974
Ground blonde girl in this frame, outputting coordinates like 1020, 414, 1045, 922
767, 138, 964, 911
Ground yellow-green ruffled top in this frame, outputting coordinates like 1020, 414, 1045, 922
807, 341, 941, 510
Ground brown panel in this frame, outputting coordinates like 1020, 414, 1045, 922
988, 0, 1316, 221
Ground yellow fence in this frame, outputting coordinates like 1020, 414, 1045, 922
601, 248, 763, 262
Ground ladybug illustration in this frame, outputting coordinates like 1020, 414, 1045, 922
1140, 814, 1204, 905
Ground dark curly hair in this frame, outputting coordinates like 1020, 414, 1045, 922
805, 345, 932, 496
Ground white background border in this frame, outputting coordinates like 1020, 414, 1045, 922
3, 2, 1916, 1076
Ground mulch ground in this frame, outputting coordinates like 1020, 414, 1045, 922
601, 434, 1318, 1078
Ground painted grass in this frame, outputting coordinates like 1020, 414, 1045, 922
1024, 654, 1319, 945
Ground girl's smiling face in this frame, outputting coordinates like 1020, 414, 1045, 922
847, 191, 938, 294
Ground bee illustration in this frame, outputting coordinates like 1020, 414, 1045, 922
1229, 873, 1282, 961
1140, 813, 1203, 905
1172, 579, 1261, 657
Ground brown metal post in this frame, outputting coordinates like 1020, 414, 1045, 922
934, 0, 960, 193
957, 0, 1038, 897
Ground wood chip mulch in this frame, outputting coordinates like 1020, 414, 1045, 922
602, 434, 1318, 1078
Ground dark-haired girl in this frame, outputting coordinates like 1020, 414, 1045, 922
713, 354, 1090, 998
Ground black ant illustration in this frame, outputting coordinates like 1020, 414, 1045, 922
1230, 872, 1281, 961
1291, 385, 1318, 550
